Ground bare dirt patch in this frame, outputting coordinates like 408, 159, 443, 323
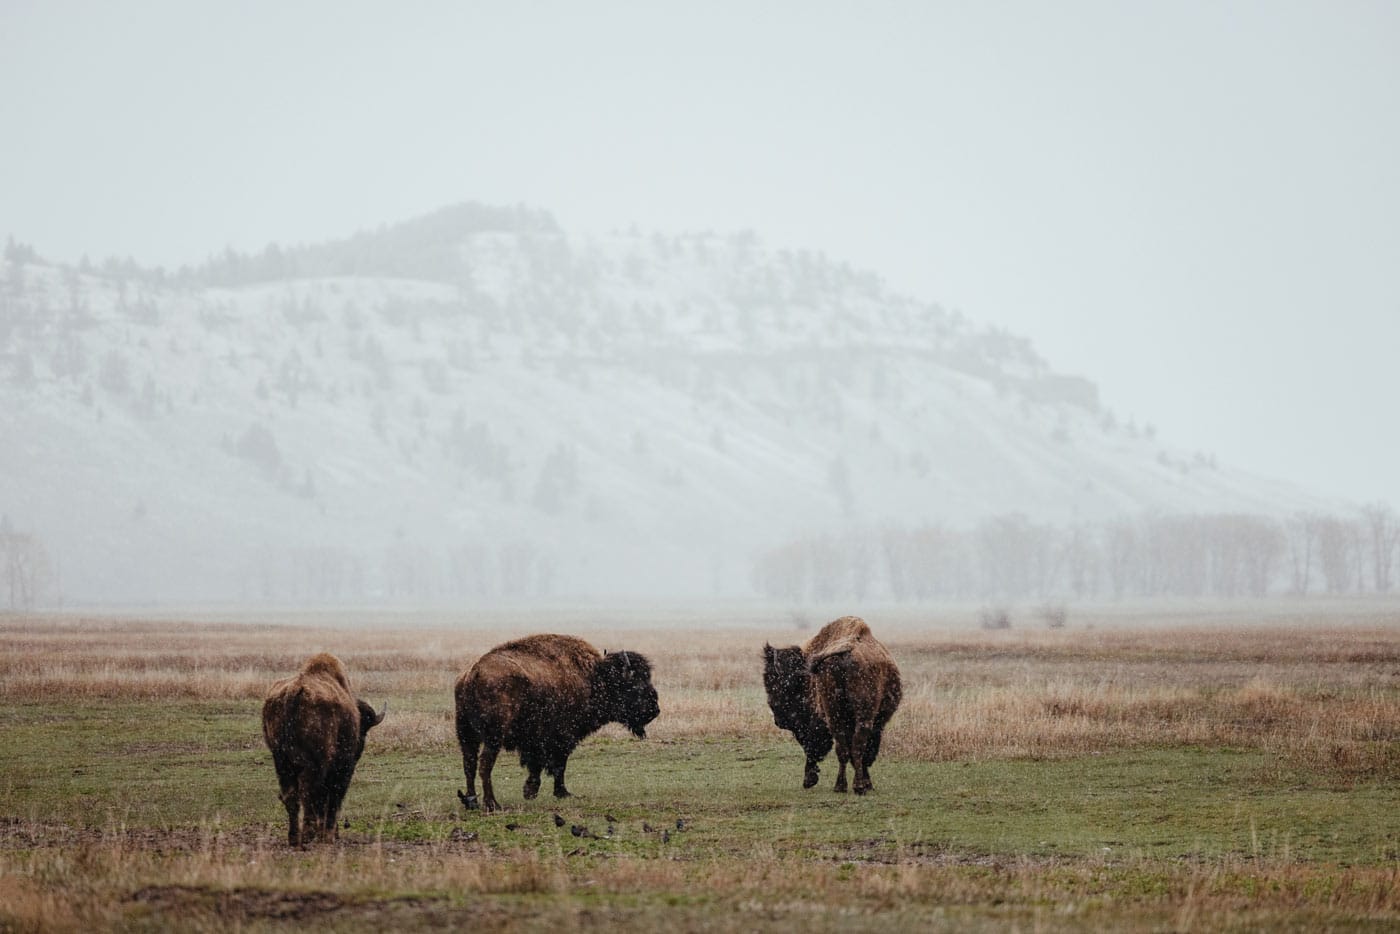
126, 884, 463, 925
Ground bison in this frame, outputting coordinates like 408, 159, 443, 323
764, 616, 901, 794
454, 634, 660, 813
261, 653, 385, 845
761, 643, 833, 789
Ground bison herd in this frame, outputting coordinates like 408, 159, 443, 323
261, 616, 900, 845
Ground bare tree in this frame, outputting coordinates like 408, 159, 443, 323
1316, 516, 1360, 594
1285, 512, 1319, 595
1237, 515, 1284, 597
0, 516, 56, 610
1361, 503, 1400, 594
1104, 519, 1138, 600
880, 529, 912, 602
1062, 523, 1099, 599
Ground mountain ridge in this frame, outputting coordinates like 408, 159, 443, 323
0, 203, 1329, 603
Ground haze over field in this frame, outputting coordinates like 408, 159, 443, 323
1, 2, 1397, 605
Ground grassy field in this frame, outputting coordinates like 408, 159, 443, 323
1, 604, 1398, 931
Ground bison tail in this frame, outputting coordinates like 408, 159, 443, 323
454, 687, 486, 756
276, 687, 305, 757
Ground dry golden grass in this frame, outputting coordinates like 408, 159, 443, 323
2, 609, 1398, 780
3, 828, 1399, 932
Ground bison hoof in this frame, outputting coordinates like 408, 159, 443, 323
553, 788, 572, 799
854, 785, 871, 795
802, 772, 819, 789
457, 790, 480, 811
483, 799, 501, 813
523, 783, 540, 800
833, 782, 848, 793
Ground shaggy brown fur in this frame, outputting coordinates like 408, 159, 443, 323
454, 634, 660, 813
804, 614, 872, 664
765, 616, 901, 794
261, 653, 385, 846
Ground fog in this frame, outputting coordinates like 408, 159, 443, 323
1, 2, 1397, 607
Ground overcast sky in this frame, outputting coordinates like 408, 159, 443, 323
4, 0, 1398, 506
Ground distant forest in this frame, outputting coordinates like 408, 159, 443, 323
753, 507, 1400, 604
7, 507, 1397, 609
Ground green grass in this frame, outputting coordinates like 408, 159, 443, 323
4, 698, 1398, 863
3, 697, 1399, 931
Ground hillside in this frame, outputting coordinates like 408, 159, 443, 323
0, 204, 1323, 603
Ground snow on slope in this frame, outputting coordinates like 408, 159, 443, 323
0, 205, 1328, 602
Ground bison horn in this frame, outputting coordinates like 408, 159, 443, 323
375, 701, 388, 725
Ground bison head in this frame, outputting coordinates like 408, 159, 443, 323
354, 700, 387, 760
595, 650, 660, 738
763, 644, 832, 759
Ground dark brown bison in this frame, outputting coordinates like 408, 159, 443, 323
764, 616, 901, 794
761, 643, 833, 789
261, 653, 385, 845
454, 634, 660, 813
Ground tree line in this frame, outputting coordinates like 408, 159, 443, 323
751, 506, 1400, 602
0, 516, 55, 611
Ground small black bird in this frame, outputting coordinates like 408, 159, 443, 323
605, 824, 614, 837
505, 823, 520, 831
642, 821, 656, 833
662, 829, 671, 843
570, 824, 587, 838
553, 814, 565, 828
605, 813, 618, 823
675, 818, 687, 831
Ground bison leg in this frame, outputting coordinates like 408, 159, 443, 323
479, 744, 501, 812
851, 723, 874, 795
802, 754, 821, 789
864, 725, 884, 769
297, 772, 328, 844
550, 756, 571, 799
832, 736, 850, 793
303, 767, 339, 843
302, 790, 328, 844
323, 768, 352, 839
273, 755, 303, 846
456, 707, 481, 811
458, 739, 481, 810
523, 765, 542, 800
281, 791, 302, 847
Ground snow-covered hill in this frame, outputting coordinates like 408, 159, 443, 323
0, 204, 1326, 603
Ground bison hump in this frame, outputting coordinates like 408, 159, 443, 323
493, 634, 601, 665
478, 635, 601, 680
464, 634, 599, 699
300, 653, 351, 691
804, 616, 871, 659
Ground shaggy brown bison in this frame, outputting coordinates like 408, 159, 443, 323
454, 634, 660, 813
764, 616, 901, 794
261, 653, 385, 845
